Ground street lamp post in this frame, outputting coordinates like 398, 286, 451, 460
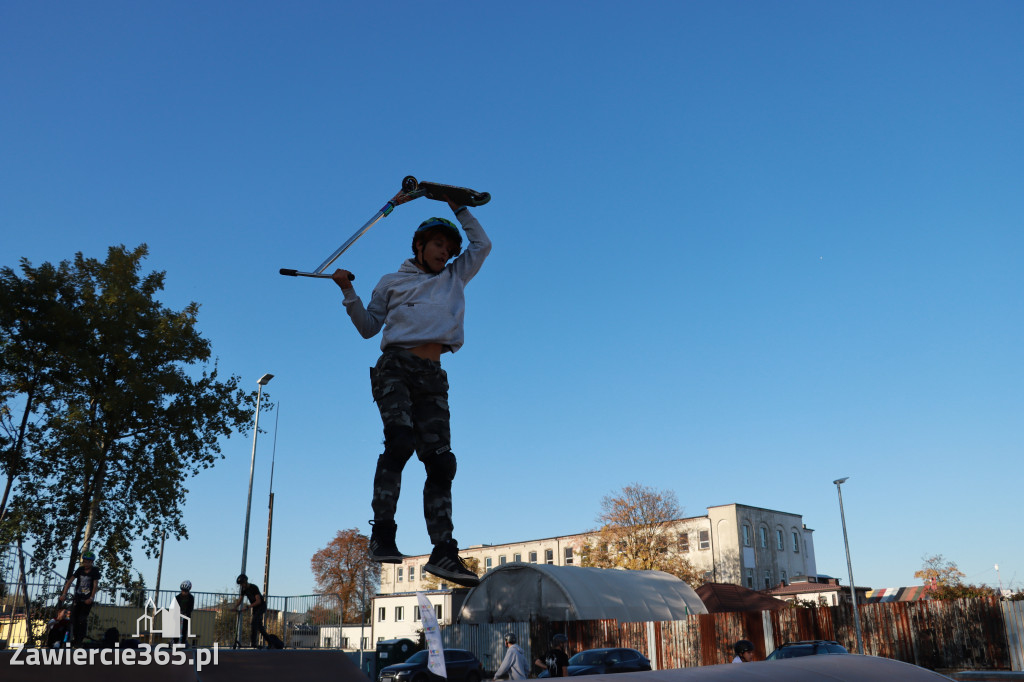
236, 373, 273, 646
833, 477, 864, 654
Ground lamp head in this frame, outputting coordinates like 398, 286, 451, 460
258, 373, 274, 386
833, 477, 849, 485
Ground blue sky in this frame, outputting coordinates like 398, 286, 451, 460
2, 1, 1021, 597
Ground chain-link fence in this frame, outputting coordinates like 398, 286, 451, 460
1, 544, 366, 649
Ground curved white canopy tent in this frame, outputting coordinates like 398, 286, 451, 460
458, 563, 708, 624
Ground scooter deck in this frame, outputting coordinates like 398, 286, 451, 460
403, 176, 490, 207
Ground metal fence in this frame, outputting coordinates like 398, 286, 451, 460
0, 544, 368, 648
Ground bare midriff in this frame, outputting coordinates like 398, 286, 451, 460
406, 343, 445, 363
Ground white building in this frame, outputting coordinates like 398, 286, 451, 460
319, 623, 373, 650
369, 589, 469, 643
378, 503, 817, 596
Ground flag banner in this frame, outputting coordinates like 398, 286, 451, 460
416, 591, 446, 678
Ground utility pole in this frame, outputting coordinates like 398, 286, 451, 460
834, 477, 864, 655
264, 405, 280, 598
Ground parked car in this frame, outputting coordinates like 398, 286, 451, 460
378, 648, 484, 682
765, 640, 849, 660
565, 647, 652, 675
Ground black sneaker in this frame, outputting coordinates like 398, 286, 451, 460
368, 520, 405, 563
424, 540, 480, 588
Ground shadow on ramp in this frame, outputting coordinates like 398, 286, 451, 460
580, 655, 954, 680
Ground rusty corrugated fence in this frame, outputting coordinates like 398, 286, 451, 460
450, 597, 1023, 672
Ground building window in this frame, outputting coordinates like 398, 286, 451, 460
746, 569, 753, 588
759, 527, 768, 548
513, 553, 521, 562
434, 604, 443, 621
377, 607, 386, 622
764, 570, 772, 589
776, 530, 784, 551
792, 531, 800, 553
781, 570, 788, 585
529, 551, 537, 563
698, 530, 710, 550
485, 557, 493, 571
324, 637, 332, 648
564, 547, 574, 565
409, 565, 416, 581
414, 606, 421, 621
341, 637, 349, 648
499, 555, 507, 565
397, 567, 404, 582
679, 533, 690, 553
545, 549, 554, 564
395, 606, 404, 621
742, 524, 751, 546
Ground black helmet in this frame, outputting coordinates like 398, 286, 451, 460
412, 218, 462, 258
236, 574, 248, 585
734, 639, 754, 655
504, 632, 517, 644
551, 633, 568, 646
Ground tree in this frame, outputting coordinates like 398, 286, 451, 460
580, 483, 703, 587
311, 528, 380, 623
213, 596, 240, 646
0, 245, 261, 587
914, 555, 992, 600
0, 260, 67, 524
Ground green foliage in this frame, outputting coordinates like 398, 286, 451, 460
123, 570, 148, 608
0, 244, 261, 586
214, 596, 242, 646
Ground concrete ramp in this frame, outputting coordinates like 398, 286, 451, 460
2, 648, 365, 682
568, 655, 954, 680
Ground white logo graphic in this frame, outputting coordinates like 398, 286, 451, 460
133, 598, 193, 639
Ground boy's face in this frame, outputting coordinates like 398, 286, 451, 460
418, 235, 455, 272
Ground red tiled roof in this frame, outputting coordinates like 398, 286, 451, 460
695, 582, 789, 613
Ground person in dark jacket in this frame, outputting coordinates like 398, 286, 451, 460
233, 574, 269, 648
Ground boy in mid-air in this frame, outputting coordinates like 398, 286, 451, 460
332, 196, 490, 588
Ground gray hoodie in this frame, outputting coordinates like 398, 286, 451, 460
494, 643, 529, 680
342, 208, 490, 353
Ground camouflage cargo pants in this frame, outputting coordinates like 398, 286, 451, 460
370, 348, 455, 545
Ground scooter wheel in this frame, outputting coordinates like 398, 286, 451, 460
402, 176, 418, 192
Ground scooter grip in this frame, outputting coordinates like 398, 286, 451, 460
279, 268, 298, 277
